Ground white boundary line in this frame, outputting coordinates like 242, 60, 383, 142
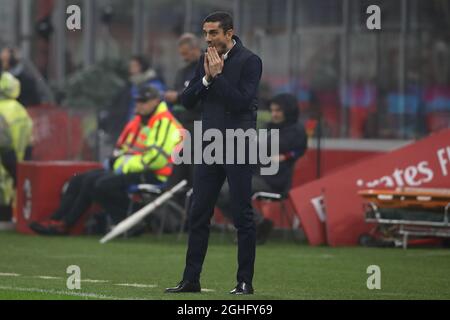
0, 272, 216, 294
81, 279, 110, 283
115, 283, 157, 288
35, 276, 63, 280
0, 285, 147, 300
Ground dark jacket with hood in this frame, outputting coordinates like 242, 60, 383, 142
172, 60, 202, 133
259, 94, 308, 194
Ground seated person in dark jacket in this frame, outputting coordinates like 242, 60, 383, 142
217, 93, 308, 244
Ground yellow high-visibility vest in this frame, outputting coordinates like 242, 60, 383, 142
0, 98, 33, 205
113, 101, 183, 182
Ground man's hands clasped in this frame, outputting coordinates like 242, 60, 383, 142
204, 46, 224, 82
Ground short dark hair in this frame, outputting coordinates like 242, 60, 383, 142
130, 55, 149, 72
270, 93, 300, 124
203, 11, 233, 33
1, 47, 18, 68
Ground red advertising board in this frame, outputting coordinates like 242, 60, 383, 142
15, 161, 103, 235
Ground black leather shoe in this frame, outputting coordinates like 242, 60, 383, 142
229, 282, 254, 295
165, 280, 201, 293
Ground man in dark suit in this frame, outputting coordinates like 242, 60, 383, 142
165, 12, 263, 295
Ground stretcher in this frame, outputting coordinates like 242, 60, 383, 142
358, 187, 450, 249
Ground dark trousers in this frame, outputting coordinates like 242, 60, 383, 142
93, 170, 161, 224
52, 169, 161, 226
183, 162, 256, 284
52, 169, 105, 226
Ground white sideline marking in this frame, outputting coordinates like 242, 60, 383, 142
0, 285, 146, 300
115, 283, 157, 288
8, 274, 108, 282
81, 279, 109, 283
33, 276, 109, 283
1, 272, 216, 294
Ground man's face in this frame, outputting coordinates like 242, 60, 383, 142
129, 59, 142, 77
270, 103, 285, 124
0, 49, 11, 69
178, 43, 199, 64
135, 98, 159, 116
202, 22, 233, 55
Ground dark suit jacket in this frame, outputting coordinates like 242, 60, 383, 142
180, 35, 263, 133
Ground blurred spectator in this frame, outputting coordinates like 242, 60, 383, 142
29, 84, 183, 235
424, 84, 450, 132
103, 56, 166, 142
127, 55, 166, 120
385, 73, 423, 139
164, 33, 202, 111
217, 93, 308, 244
312, 88, 340, 137
0, 47, 41, 107
424, 41, 450, 133
164, 33, 202, 203
341, 77, 377, 138
0, 67, 33, 221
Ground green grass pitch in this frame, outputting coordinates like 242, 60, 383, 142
0, 231, 449, 300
